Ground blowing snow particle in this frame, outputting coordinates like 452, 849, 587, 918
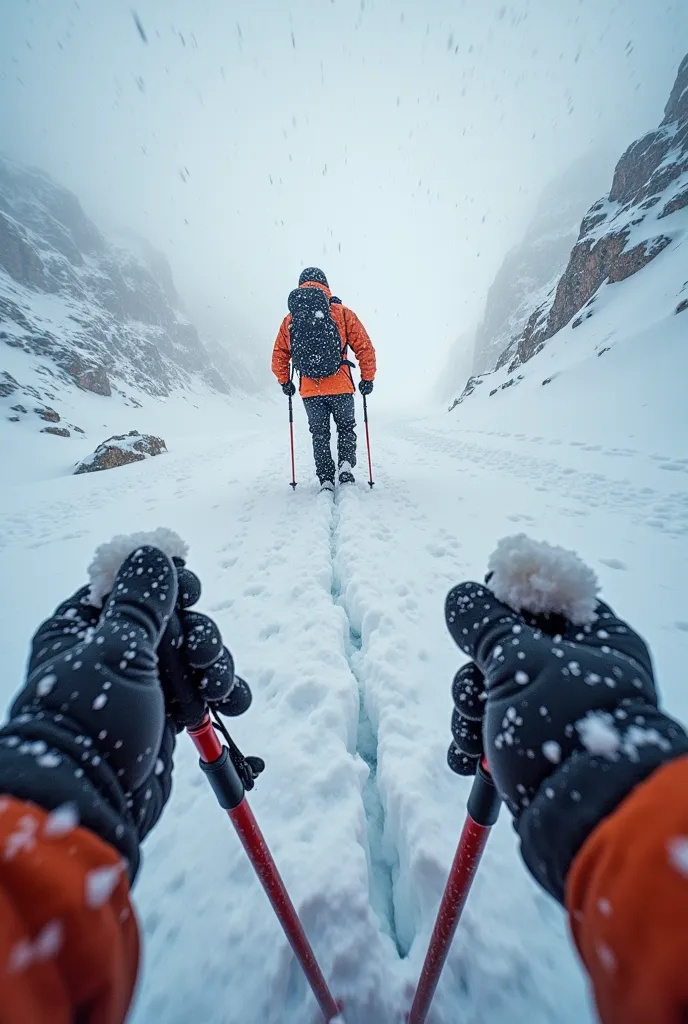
44, 804, 79, 838
37, 752, 61, 768
596, 943, 617, 972
36, 673, 57, 697
543, 741, 562, 764
667, 837, 688, 877
86, 865, 122, 908
577, 713, 620, 757
33, 920, 64, 959
92, 694, 108, 711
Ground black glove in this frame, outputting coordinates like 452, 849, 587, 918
445, 582, 688, 902
0, 548, 258, 879
158, 558, 264, 790
0, 547, 178, 878
158, 558, 253, 729
359, 379, 373, 396
281, 380, 296, 397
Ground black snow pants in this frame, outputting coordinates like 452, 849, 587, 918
302, 393, 357, 483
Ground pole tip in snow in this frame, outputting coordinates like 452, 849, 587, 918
290, 482, 297, 490
368, 481, 375, 488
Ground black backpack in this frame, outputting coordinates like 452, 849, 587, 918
288, 287, 343, 379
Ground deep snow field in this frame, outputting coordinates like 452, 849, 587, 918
1, 237, 687, 1023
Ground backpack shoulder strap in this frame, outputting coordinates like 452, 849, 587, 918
337, 304, 356, 378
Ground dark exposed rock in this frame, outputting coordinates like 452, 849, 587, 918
0, 212, 52, 290
659, 186, 688, 219
41, 425, 70, 437
609, 235, 671, 282
65, 357, 112, 396
8, 416, 19, 422
0, 371, 18, 397
663, 54, 688, 124
449, 374, 486, 409
10, 404, 27, 414
677, 299, 688, 314
34, 406, 60, 422
74, 431, 167, 474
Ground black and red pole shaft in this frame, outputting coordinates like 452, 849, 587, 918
187, 717, 340, 1022
362, 393, 374, 488
407, 762, 500, 1024
288, 392, 297, 490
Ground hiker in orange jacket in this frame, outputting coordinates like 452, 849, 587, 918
271, 267, 376, 489
0, 545, 686, 1023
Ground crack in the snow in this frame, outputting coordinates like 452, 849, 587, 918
327, 494, 405, 957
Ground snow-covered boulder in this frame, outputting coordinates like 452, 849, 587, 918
74, 431, 167, 474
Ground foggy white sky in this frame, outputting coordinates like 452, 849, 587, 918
1, 0, 686, 399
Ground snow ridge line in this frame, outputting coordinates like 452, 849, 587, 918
326, 492, 404, 957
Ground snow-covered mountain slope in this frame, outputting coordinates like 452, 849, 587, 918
1, 249, 686, 1024
451, 52, 688, 408
470, 153, 613, 379
446, 187, 687, 436
0, 157, 257, 427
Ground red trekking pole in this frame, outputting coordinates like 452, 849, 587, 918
362, 393, 374, 488
187, 715, 341, 1022
288, 391, 297, 490
407, 762, 500, 1024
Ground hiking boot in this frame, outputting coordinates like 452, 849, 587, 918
320, 478, 335, 493
338, 461, 355, 485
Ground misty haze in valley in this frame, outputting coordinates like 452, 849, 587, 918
2, 0, 686, 400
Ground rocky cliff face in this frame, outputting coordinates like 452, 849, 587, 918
451, 54, 688, 410
506, 54, 688, 372
471, 153, 612, 377
0, 157, 230, 402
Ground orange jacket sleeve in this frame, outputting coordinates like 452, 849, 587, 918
271, 316, 292, 386
0, 796, 139, 1024
566, 756, 688, 1024
343, 307, 376, 381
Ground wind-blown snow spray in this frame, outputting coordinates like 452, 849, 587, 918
86, 530, 341, 1022
407, 535, 600, 1024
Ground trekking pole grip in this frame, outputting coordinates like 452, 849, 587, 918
188, 715, 244, 808
467, 759, 501, 827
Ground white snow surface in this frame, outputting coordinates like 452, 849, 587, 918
1, 237, 687, 1023
488, 534, 600, 624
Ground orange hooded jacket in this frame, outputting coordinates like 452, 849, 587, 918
271, 280, 376, 398
1, 759, 687, 1022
